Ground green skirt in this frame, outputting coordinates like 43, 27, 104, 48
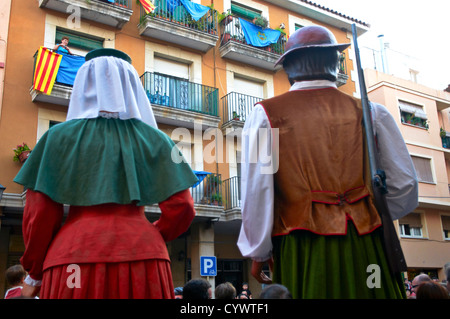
272, 222, 406, 299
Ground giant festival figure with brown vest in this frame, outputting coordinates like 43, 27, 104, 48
237, 25, 419, 299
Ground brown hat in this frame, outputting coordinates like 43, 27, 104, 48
275, 25, 350, 66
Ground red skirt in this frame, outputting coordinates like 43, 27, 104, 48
40, 260, 174, 299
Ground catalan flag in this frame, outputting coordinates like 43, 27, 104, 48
140, 0, 156, 14
33, 47, 63, 95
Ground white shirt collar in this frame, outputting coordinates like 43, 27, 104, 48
289, 80, 337, 91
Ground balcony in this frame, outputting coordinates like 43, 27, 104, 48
191, 173, 224, 219
219, 15, 286, 71
222, 176, 242, 221
336, 52, 349, 87
38, 0, 133, 29
140, 72, 220, 130
143, 173, 224, 220
221, 92, 262, 135
138, 2, 219, 52
29, 48, 80, 106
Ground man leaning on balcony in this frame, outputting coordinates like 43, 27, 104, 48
237, 25, 418, 299
14, 48, 198, 299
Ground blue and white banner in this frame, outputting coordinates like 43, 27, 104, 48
239, 18, 281, 47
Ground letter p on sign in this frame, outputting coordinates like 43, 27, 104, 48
200, 256, 217, 276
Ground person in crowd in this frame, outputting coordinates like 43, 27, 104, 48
411, 274, 431, 296
182, 279, 212, 300
416, 281, 449, 299
174, 287, 183, 299
215, 282, 236, 299
4, 264, 27, 299
241, 282, 252, 298
259, 284, 292, 299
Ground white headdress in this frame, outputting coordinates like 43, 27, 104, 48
67, 53, 157, 128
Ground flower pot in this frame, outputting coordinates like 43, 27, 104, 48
19, 151, 31, 164
222, 33, 231, 44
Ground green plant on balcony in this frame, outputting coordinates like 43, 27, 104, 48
211, 192, 222, 205
339, 54, 346, 73
232, 111, 240, 120
253, 16, 268, 29
440, 127, 447, 138
13, 142, 31, 163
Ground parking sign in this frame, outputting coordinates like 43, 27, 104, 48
200, 256, 217, 276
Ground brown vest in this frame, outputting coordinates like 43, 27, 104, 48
260, 87, 381, 236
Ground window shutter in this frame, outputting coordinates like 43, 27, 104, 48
399, 213, 422, 228
231, 2, 261, 20
398, 100, 427, 120
411, 156, 433, 183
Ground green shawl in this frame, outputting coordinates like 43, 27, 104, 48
14, 118, 198, 206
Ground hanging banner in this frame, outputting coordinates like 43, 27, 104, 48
239, 18, 281, 47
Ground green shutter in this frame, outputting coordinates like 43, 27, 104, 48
231, 3, 261, 21
55, 29, 104, 51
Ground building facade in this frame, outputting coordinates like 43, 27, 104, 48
365, 68, 450, 282
0, 0, 373, 297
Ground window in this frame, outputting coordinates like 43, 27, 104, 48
233, 76, 264, 98
411, 156, 434, 183
399, 213, 423, 238
230, 2, 261, 21
49, 121, 62, 129
295, 23, 303, 30
55, 28, 104, 56
399, 100, 428, 129
154, 56, 190, 80
442, 215, 450, 240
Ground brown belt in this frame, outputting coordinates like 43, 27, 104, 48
311, 185, 370, 205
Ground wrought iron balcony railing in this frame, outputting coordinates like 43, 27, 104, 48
219, 14, 287, 55
222, 92, 262, 124
222, 176, 241, 211
191, 173, 223, 206
139, 0, 218, 35
140, 72, 219, 117
97, 0, 131, 9
339, 52, 348, 75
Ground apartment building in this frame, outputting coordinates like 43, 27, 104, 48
365, 68, 450, 282
0, 0, 367, 297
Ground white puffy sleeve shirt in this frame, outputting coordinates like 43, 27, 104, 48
237, 80, 419, 261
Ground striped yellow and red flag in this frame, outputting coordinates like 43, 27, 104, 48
33, 47, 63, 95
140, 0, 156, 14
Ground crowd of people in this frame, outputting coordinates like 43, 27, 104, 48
3, 263, 450, 299
404, 273, 450, 299
173, 279, 292, 300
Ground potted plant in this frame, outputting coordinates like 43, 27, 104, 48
440, 127, 447, 138
211, 192, 222, 205
232, 111, 240, 121
13, 143, 31, 163
253, 16, 268, 29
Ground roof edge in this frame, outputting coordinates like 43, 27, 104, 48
264, 0, 370, 35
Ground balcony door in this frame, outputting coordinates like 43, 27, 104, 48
233, 76, 264, 121
154, 56, 190, 109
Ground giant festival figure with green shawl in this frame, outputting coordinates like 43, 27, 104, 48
15, 49, 198, 299
237, 26, 419, 298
